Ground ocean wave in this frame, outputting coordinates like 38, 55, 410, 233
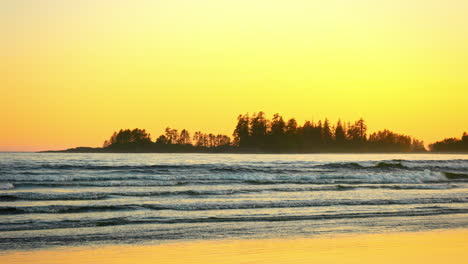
0, 183, 14, 190
3, 159, 466, 173
316, 162, 366, 169
7, 171, 451, 188
1, 207, 467, 232
0, 205, 138, 214
111, 208, 468, 224
131, 208, 468, 224
2, 160, 467, 187
1, 164, 195, 171
315, 161, 409, 170
443, 172, 468, 180
374, 162, 407, 169
319, 160, 468, 171
0, 192, 108, 201
0, 184, 457, 201
9, 181, 191, 188
1, 163, 304, 173
2, 197, 467, 215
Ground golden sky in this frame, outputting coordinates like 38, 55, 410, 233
1, 0, 468, 151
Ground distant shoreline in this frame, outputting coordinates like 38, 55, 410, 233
6, 112, 468, 153
37, 148, 468, 154
37, 113, 467, 154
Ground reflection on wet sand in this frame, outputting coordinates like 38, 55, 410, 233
2, 229, 467, 264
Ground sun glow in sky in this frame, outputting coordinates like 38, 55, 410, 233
1, 0, 468, 151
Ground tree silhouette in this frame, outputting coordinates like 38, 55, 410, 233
233, 114, 250, 147
429, 132, 468, 152
178, 129, 191, 145
164, 127, 178, 144
250, 112, 268, 148
95, 112, 440, 153
334, 120, 346, 145
322, 118, 332, 144
347, 118, 367, 143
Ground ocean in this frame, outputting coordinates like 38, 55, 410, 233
0, 153, 467, 251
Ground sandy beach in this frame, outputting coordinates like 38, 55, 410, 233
2, 229, 467, 264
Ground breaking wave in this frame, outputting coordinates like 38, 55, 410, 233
1, 153, 467, 251
2, 207, 467, 232
0, 183, 457, 201
0, 183, 14, 190
2, 197, 467, 215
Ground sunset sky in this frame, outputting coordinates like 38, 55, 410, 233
2, 0, 468, 151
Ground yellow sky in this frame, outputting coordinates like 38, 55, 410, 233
1, 0, 468, 151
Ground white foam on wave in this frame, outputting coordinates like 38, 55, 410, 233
402, 160, 468, 170
332, 170, 448, 184
0, 183, 14, 190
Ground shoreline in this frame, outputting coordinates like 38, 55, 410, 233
2, 228, 467, 264
38, 151, 468, 154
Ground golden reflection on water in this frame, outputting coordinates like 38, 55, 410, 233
2, 229, 467, 264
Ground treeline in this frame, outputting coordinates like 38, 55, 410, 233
99, 112, 428, 153
102, 128, 232, 152
429, 132, 468, 152
232, 112, 426, 152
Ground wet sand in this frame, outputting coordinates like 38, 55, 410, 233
2, 229, 467, 264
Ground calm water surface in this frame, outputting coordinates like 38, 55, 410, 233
0, 153, 467, 250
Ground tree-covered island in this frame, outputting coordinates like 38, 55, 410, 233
44, 112, 468, 153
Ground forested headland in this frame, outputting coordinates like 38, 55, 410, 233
429, 132, 468, 152
44, 111, 467, 153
